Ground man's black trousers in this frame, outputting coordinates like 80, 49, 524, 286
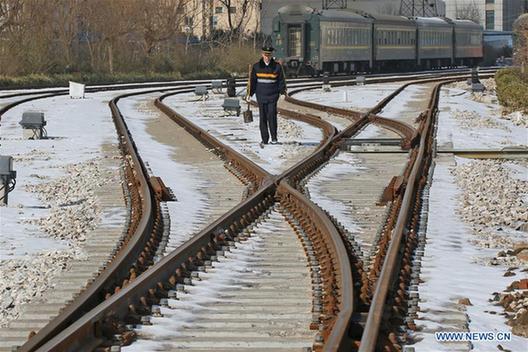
258, 100, 278, 144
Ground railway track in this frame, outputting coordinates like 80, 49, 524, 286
0, 69, 499, 352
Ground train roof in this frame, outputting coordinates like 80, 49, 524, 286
277, 5, 371, 22
451, 19, 482, 29
368, 14, 416, 26
319, 9, 372, 22
414, 17, 451, 27
277, 5, 314, 16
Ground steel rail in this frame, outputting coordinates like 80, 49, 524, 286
9, 68, 497, 351
154, 92, 271, 189
278, 181, 355, 351
18, 89, 165, 352
0, 67, 497, 100
17, 85, 216, 351
31, 81, 355, 352
357, 80, 449, 352
36, 184, 277, 352
281, 70, 495, 351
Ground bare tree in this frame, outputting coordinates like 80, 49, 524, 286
455, 1, 482, 23
513, 14, 528, 73
0, 0, 23, 33
217, 0, 252, 41
134, 0, 187, 67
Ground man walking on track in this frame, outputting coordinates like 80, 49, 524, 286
247, 44, 287, 147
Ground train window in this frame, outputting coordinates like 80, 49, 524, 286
288, 25, 302, 57
272, 21, 280, 33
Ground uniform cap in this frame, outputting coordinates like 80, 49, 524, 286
261, 45, 274, 54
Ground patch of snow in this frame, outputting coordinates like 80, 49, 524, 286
294, 83, 402, 113
410, 161, 527, 351
164, 92, 322, 174
0, 92, 122, 258
436, 87, 528, 150
379, 84, 425, 120
118, 93, 211, 252
306, 152, 365, 242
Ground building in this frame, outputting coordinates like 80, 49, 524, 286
184, 0, 261, 40
444, 0, 528, 31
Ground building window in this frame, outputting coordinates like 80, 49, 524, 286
486, 10, 495, 30
185, 17, 193, 27
229, 6, 236, 14
215, 7, 223, 14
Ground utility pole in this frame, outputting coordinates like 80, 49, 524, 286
399, 0, 438, 17
322, 0, 347, 10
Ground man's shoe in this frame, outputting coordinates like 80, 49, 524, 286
270, 140, 279, 145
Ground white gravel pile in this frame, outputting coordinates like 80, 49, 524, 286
23, 159, 106, 242
452, 109, 509, 131
447, 78, 528, 127
453, 159, 528, 337
448, 78, 496, 93
0, 157, 117, 326
497, 280, 528, 338
454, 160, 527, 230
502, 110, 528, 128
279, 116, 304, 140
0, 248, 83, 325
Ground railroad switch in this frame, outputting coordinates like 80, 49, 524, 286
470, 67, 485, 92
378, 175, 405, 205
322, 72, 331, 92
0, 155, 16, 206
211, 80, 224, 94
20, 111, 47, 139
226, 77, 236, 97
355, 75, 366, 85
222, 98, 241, 116
149, 176, 176, 202
194, 85, 209, 101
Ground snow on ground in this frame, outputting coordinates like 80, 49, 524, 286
123, 209, 314, 352
164, 92, 322, 175
0, 91, 125, 324
378, 84, 427, 120
437, 87, 528, 150
410, 159, 528, 351
355, 124, 386, 139
0, 92, 123, 257
306, 152, 365, 244
294, 83, 402, 113
118, 93, 212, 252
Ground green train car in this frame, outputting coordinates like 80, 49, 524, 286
272, 5, 483, 76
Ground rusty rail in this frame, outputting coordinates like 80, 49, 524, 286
357, 81, 449, 352
155, 92, 271, 190
19, 91, 159, 352
6, 69, 497, 352
28, 81, 356, 352
277, 181, 354, 351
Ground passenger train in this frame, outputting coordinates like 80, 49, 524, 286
272, 5, 483, 76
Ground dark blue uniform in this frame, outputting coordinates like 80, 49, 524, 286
249, 58, 286, 144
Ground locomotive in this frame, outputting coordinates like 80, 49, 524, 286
272, 5, 483, 76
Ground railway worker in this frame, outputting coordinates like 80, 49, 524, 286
247, 45, 287, 146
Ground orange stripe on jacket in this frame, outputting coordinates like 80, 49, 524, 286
256, 73, 278, 79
